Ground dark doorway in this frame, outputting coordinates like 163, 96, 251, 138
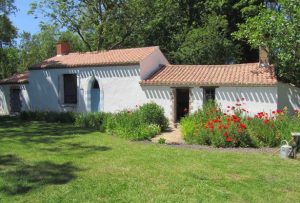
10, 88, 21, 113
175, 88, 189, 122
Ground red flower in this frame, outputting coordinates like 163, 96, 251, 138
277, 110, 283, 114
264, 119, 269, 124
213, 119, 221, 123
224, 132, 228, 137
239, 123, 247, 129
225, 137, 234, 142
238, 128, 243, 134
272, 111, 276, 114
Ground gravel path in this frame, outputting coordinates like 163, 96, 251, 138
151, 127, 185, 144
143, 140, 280, 154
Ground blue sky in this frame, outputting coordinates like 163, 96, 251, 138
10, 0, 42, 37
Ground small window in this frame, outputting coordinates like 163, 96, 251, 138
64, 74, 77, 104
204, 87, 216, 102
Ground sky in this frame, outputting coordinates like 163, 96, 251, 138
10, 0, 42, 41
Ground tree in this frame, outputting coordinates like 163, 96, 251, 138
29, 0, 125, 51
233, 0, 300, 86
18, 25, 88, 71
0, 0, 17, 78
171, 15, 241, 64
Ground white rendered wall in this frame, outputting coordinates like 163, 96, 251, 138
278, 82, 300, 113
0, 85, 10, 115
0, 84, 30, 114
140, 86, 173, 120
27, 66, 173, 116
190, 87, 204, 113
20, 84, 30, 112
216, 86, 278, 116
140, 48, 169, 80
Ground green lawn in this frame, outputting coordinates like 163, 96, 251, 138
0, 118, 299, 202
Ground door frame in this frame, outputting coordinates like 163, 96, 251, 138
10, 86, 21, 113
173, 87, 190, 123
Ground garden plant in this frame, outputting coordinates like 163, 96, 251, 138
181, 100, 300, 147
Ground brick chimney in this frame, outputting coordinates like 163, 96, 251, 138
56, 42, 70, 56
259, 46, 269, 67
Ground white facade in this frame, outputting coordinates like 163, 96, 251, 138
0, 84, 30, 115
216, 86, 278, 116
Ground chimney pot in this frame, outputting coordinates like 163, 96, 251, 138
56, 42, 70, 56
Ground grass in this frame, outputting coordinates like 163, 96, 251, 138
0, 117, 300, 202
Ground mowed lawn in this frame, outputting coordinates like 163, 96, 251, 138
0, 118, 299, 203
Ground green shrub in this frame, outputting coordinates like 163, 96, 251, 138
106, 109, 161, 140
139, 103, 169, 130
20, 111, 76, 123
75, 112, 111, 131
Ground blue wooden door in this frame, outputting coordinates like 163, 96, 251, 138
91, 80, 100, 112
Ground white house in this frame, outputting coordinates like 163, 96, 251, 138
0, 43, 299, 123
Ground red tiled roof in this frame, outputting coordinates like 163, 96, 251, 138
0, 71, 29, 85
140, 63, 278, 86
30, 46, 159, 69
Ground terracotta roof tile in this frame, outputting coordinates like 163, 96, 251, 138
30, 46, 159, 69
0, 71, 29, 85
140, 63, 278, 86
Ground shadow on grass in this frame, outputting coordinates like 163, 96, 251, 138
0, 154, 79, 196
0, 117, 95, 144
39, 143, 112, 154
0, 154, 21, 166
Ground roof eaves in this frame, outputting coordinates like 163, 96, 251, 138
28, 62, 140, 70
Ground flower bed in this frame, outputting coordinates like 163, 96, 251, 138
181, 100, 300, 147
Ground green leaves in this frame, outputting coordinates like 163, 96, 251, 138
234, 0, 300, 86
171, 15, 241, 64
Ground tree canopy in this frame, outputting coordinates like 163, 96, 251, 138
1, 0, 300, 87
0, 0, 17, 78
234, 0, 300, 86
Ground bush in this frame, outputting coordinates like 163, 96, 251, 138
139, 103, 169, 130
20, 111, 76, 123
106, 110, 161, 140
20, 103, 169, 141
105, 103, 168, 141
75, 112, 112, 132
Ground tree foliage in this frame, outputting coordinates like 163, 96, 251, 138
3, 0, 300, 86
0, 0, 17, 78
29, 0, 266, 64
234, 0, 300, 86
18, 25, 88, 72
